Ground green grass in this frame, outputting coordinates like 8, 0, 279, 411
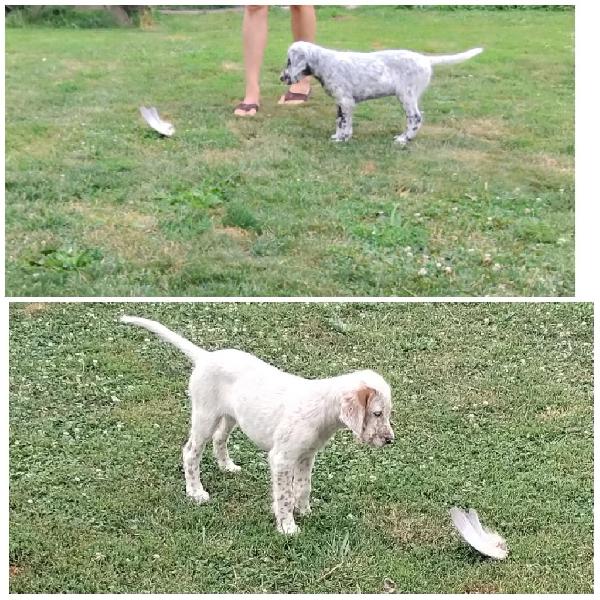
9, 302, 592, 592
5, 7, 574, 296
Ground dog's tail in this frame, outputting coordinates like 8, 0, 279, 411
428, 47, 483, 66
120, 315, 206, 363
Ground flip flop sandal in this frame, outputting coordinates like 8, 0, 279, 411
278, 90, 311, 105
234, 102, 259, 116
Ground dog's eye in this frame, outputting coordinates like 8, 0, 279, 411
373, 411, 382, 417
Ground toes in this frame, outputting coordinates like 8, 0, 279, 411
277, 520, 300, 535
188, 490, 210, 504
224, 463, 241, 473
296, 505, 312, 517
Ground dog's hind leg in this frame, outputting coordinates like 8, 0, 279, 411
183, 410, 219, 504
394, 93, 423, 146
212, 415, 241, 473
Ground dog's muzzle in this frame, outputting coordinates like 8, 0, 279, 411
280, 71, 292, 85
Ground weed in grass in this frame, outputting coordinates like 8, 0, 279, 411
222, 203, 262, 234
26, 246, 103, 271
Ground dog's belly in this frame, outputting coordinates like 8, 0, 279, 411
235, 409, 277, 451
227, 379, 299, 452
353, 89, 395, 103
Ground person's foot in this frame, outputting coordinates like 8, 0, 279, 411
234, 96, 260, 117
278, 78, 311, 105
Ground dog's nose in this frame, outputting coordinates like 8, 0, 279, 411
279, 74, 286, 82
385, 435, 394, 445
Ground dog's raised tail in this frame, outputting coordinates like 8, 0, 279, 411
120, 315, 205, 363
428, 47, 483, 66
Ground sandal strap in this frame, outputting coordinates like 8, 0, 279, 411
282, 91, 309, 102
235, 102, 259, 112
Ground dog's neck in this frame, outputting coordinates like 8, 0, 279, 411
309, 371, 369, 440
304, 43, 333, 79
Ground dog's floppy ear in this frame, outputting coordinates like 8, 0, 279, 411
339, 385, 376, 436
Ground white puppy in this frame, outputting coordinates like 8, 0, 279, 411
121, 316, 394, 535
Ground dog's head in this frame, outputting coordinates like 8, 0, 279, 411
280, 41, 316, 85
339, 371, 394, 448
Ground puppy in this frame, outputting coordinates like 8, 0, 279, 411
280, 41, 483, 143
121, 316, 394, 534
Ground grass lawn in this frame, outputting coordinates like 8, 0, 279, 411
5, 7, 574, 297
9, 302, 592, 592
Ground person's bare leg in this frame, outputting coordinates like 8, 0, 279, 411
279, 5, 316, 104
235, 5, 269, 116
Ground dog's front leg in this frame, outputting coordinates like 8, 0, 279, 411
269, 449, 299, 535
293, 453, 315, 516
331, 103, 354, 142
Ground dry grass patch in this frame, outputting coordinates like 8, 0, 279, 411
537, 404, 590, 422
221, 61, 242, 72
529, 152, 573, 176
21, 303, 49, 316
461, 581, 502, 593
9, 565, 25, 578
214, 225, 252, 241
68, 200, 190, 270
373, 504, 452, 547
201, 146, 245, 166
360, 161, 378, 175
458, 117, 511, 141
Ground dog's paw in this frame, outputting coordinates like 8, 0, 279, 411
331, 135, 350, 143
187, 489, 210, 504
277, 519, 300, 535
218, 461, 241, 474
295, 504, 312, 517
393, 134, 409, 146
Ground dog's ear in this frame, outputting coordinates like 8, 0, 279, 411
339, 385, 376, 436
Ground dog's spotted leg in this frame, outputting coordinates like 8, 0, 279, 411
394, 97, 423, 145
183, 437, 210, 504
293, 453, 316, 516
269, 450, 299, 534
332, 103, 354, 142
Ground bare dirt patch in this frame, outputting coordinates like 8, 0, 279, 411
9, 565, 25, 577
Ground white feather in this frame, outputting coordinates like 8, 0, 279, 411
450, 507, 508, 560
140, 106, 175, 137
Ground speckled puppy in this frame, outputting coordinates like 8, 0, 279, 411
280, 41, 483, 144
121, 316, 394, 535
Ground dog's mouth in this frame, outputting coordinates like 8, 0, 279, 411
360, 435, 384, 448
280, 71, 293, 85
